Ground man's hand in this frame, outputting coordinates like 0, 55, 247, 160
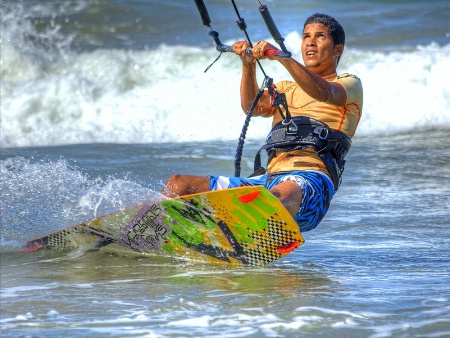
232, 41, 254, 63
251, 40, 278, 60
233, 40, 281, 62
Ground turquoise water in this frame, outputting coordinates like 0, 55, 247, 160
2, 132, 449, 337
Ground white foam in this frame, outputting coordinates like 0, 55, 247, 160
168, 315, 211, 327
2, 17, 449, 147
0, 157, 161, 244
0, 283, 59, 299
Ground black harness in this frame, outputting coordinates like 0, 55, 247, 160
252, 116, 352, 191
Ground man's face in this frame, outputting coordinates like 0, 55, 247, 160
302, 23, 343, 75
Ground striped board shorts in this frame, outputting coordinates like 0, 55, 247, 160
209, 171, 335, 232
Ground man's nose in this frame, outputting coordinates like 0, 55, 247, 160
307, 37, 317, 46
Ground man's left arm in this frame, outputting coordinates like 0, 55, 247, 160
279, 58, 347, 106
252, 41, 347, 107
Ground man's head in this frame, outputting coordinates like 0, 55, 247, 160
302, 14, 345, 73
304, 14, 345, 47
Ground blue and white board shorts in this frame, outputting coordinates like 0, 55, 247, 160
209, 171, 335, 232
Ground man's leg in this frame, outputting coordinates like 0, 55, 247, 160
162, 174, 304, 218
162, 174, 211, 197
268, 180, 303, 219
267, 171, 334, 232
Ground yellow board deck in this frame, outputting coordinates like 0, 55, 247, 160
22, 186, 304, 267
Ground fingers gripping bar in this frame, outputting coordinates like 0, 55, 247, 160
212, 41, 285, 58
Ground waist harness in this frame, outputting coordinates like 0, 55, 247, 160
252, 116, 352, 190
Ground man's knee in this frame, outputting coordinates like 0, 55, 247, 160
269, 180, 303, 218
165, 174, 182, 186
162, 175, 211, 197
162, 174, 182, 197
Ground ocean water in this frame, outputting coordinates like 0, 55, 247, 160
1, 0, 450, 337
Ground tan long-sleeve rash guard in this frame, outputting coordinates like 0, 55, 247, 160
265, 72, 363, 178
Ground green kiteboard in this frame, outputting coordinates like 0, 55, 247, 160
22, 186, 303, 267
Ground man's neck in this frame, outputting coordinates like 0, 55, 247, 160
322, 72, 338, 80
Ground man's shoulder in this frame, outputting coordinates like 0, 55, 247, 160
336, 73, 363, 105
337, 72, 361, 81
336, 72, 363, 93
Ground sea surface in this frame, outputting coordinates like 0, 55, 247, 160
1, 0, 450, 337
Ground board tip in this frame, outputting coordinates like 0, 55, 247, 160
21, 241, 45, 253
276, 240, 299, 254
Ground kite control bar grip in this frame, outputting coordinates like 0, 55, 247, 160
264, 49, 291, 58
259, 5, 291, 58
209, 31, 290, 58
262, 49, 291, 58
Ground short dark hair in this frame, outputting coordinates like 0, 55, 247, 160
304, 13, 345, 46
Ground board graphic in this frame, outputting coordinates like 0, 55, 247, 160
22, 186, 304, 266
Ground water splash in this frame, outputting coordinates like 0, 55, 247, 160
0, 157, 162, 250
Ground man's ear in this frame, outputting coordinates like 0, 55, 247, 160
335, 44, 344, 57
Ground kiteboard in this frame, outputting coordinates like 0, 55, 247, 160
22, 186, 303, 267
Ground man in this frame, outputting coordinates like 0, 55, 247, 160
162, 13, 363, 233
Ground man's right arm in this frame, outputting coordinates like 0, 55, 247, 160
233, 41, 275, 117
